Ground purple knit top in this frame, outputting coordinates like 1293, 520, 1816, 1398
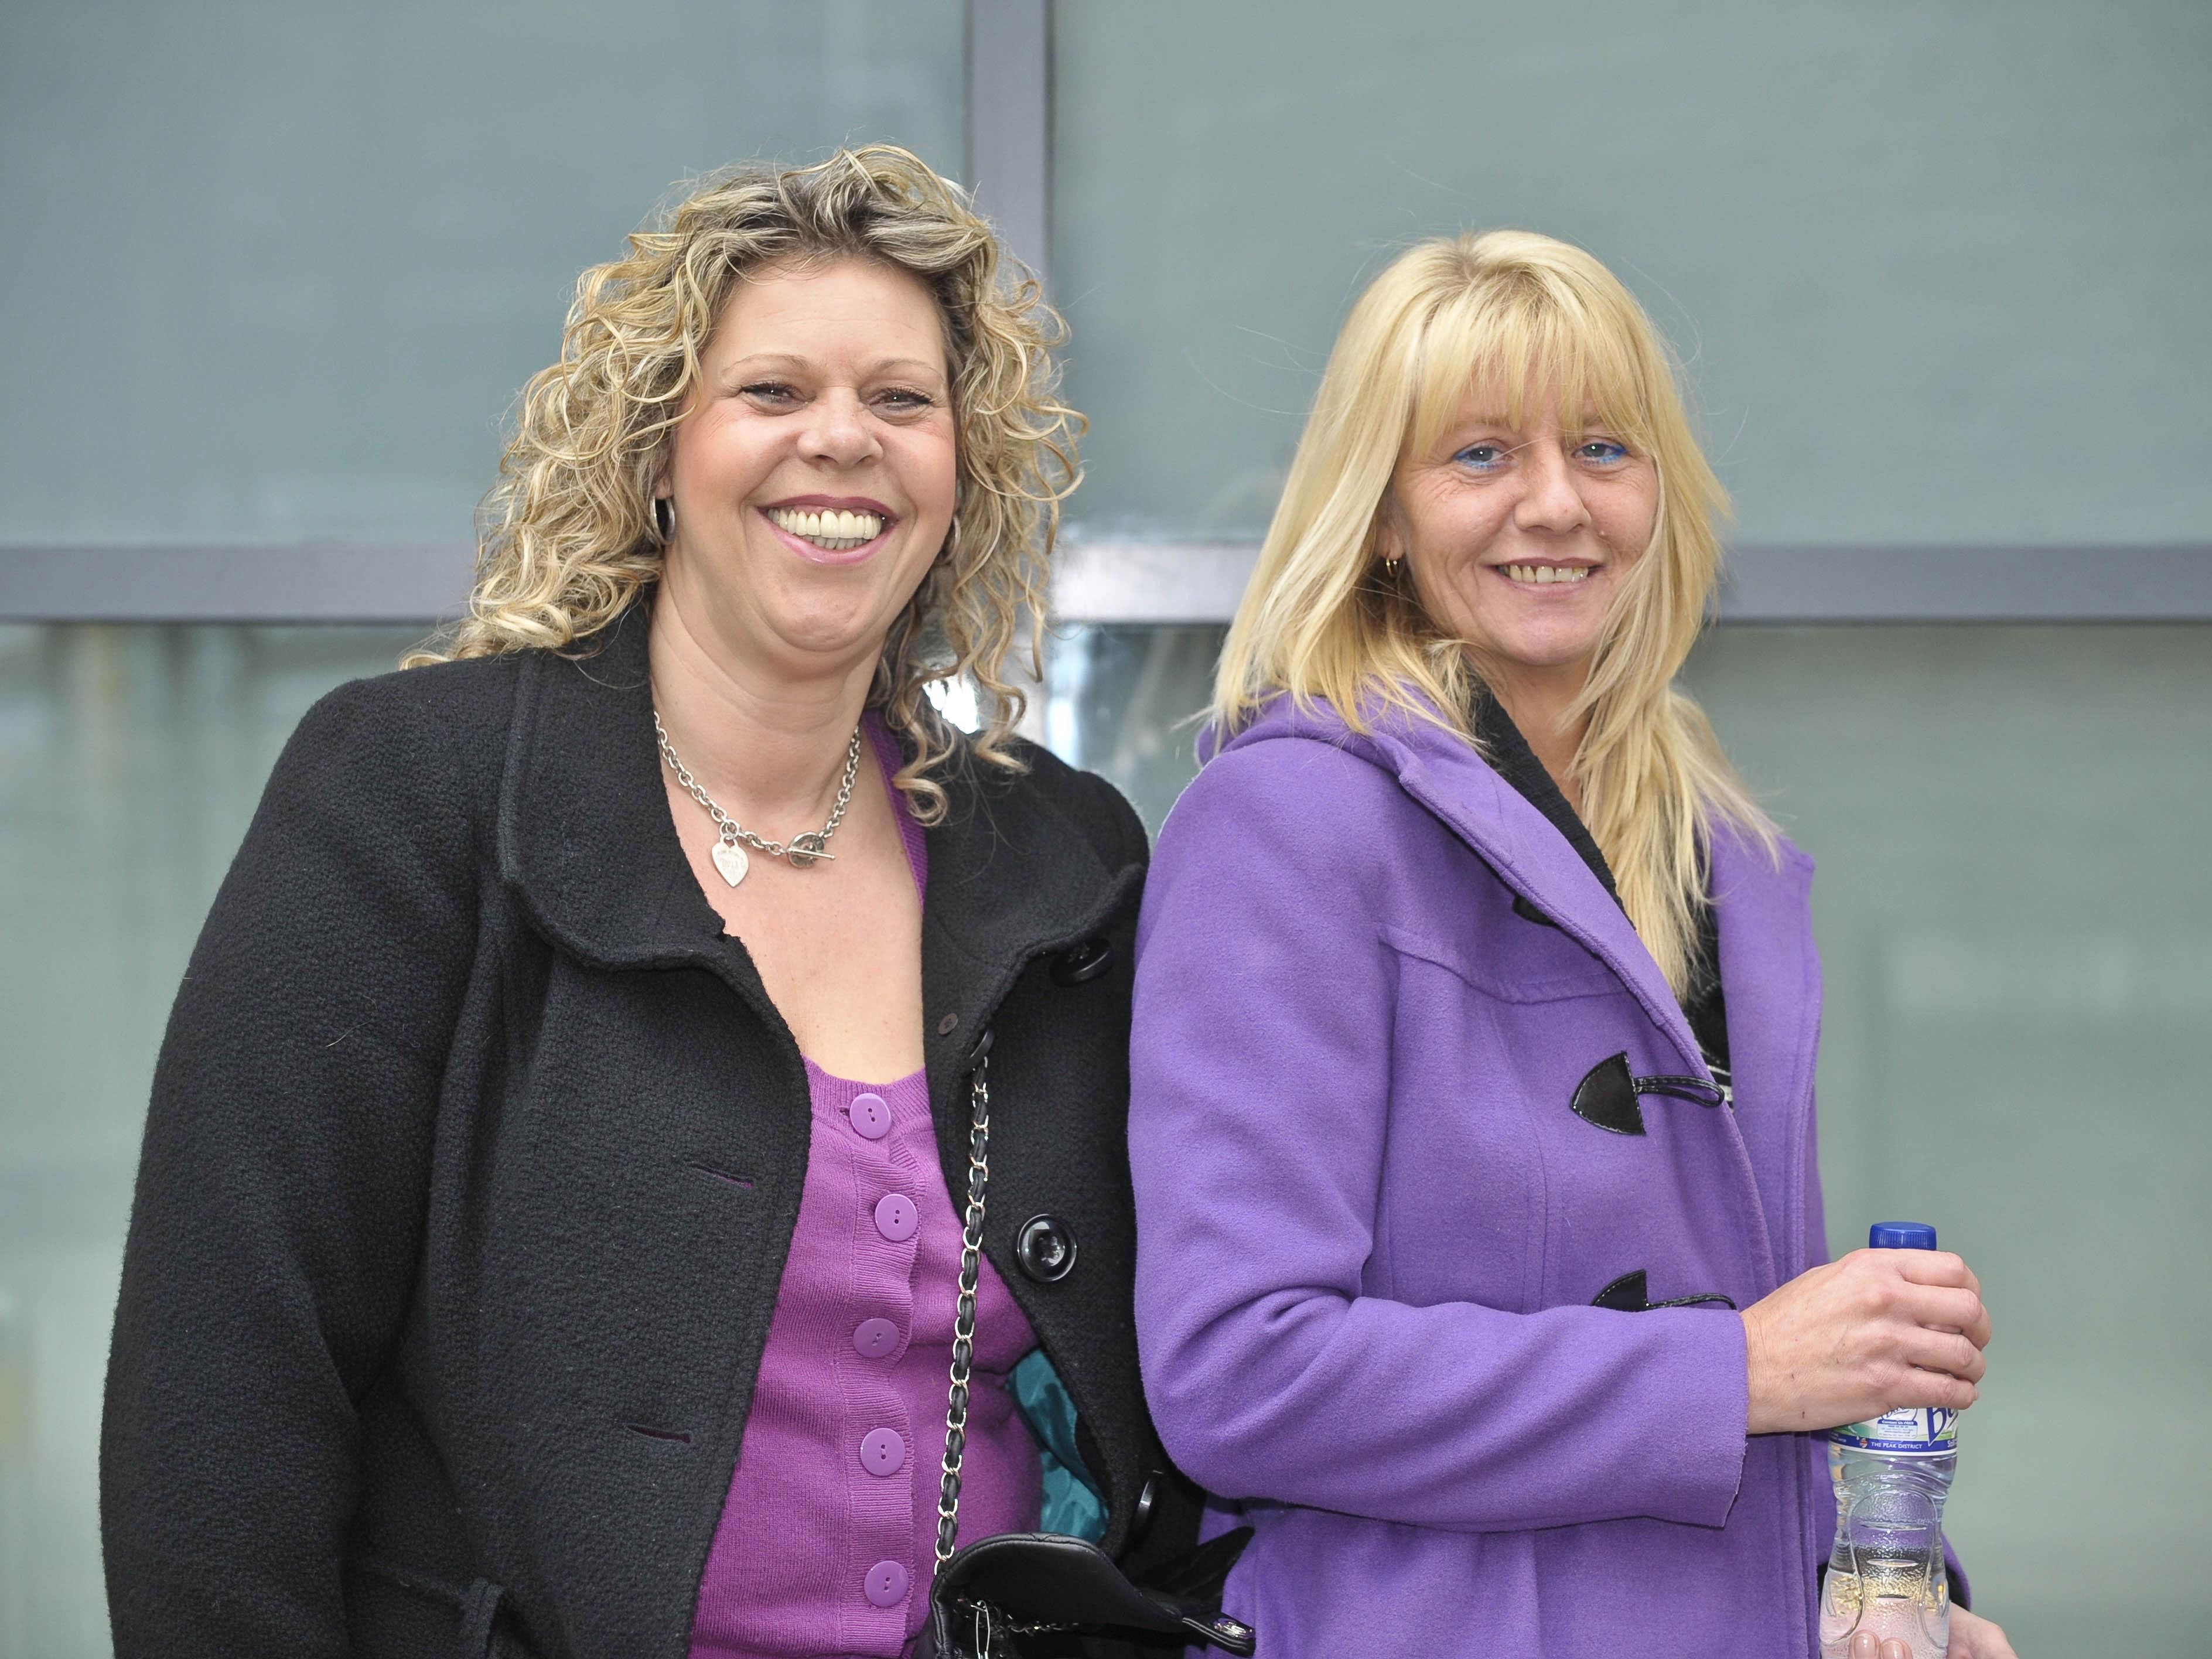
687, 716, 1042, 1658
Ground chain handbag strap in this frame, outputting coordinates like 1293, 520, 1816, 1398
935, 1050, 993, 1571
933, 1053, 995, 1575
927, 1041, 1257, 1659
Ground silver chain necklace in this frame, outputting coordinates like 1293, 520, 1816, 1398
653, 712, 862, 887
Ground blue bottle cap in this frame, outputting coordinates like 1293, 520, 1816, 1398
1869, 1221, 1938, 1250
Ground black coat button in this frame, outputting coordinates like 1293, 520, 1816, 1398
1014, 1214, 1078, 1282
1050, 937, 1114, 985
1128, 1471, 1162, 1545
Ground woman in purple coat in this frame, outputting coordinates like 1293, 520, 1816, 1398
1127, 231, 2016, 1658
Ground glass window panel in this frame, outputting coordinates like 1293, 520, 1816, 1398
1053, 621, 2212, 1657
1045, 624, 1226, 834
1050, 1, 2212, 544
0, 0, 963, 544
1682, 624, 2212, 1657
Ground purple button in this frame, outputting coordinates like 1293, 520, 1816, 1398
850, 1093, 892, 1141
853, 1317, 900, 1359
875, 1192, 918, 1241
863, 1558, 909, 1607
859, 1426, 907, 1477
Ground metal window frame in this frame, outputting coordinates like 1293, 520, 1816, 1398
1, 0, 2206, 627
1052, 540, 2212, 626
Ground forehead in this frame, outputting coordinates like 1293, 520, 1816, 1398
1412, 351, 1643, 452
1442, 382, 1607, 431
706, 257, 948, 373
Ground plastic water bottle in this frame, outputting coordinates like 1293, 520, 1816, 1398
1818, 1222, 1958, 1659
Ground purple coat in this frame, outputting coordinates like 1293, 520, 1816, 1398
1129, 694, 1836, 1657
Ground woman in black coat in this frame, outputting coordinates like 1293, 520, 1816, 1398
100, 146, 1200, 1659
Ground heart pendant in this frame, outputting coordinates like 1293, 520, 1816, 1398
710, 839, 750, 887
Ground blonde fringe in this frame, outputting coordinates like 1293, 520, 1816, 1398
1214, 230, 1776, 995
407, 145, 1083, 825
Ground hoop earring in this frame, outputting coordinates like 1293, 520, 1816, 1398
1384, 554, 1402, 575
652, 496, 675, 542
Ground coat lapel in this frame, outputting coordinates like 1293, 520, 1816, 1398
1709, 824, 1819, 1117
917, 756, 1143, 1132
494, 602, 1141, 1128
1709, 822, 1822, 1274
1376, 718, 1711, 1081
1388, 710, 1812, 1293
494, 605, 765, 991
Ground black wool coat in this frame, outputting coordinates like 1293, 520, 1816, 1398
100, 607, 1200, 1658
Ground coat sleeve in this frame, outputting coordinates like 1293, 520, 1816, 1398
1128, 740, 1750, 1533
99, 671, 489, 1658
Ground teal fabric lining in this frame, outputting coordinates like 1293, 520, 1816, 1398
1009, 1348, 1108, 1542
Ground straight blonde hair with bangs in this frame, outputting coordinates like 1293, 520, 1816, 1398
1212, 229, 1774, 996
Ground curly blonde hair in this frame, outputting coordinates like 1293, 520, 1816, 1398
409, 145, 1081, 822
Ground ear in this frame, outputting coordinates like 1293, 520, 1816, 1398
1373, 490, 1408, 565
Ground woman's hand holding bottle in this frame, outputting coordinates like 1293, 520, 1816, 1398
1740, 1248, 1991, 1436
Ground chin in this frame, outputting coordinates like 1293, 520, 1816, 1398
1484, 626, 1605, 673
754, 588, 908, 658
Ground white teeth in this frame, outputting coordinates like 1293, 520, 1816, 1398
1504, 563, 1592, 585
766, 506, 885, 550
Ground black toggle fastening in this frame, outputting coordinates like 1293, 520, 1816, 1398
1570, 1054, 1644, 1134
1592, 1268, 1737, 1312
964, 1025, 995, 1069
1570, 1052, 1730, 1135
1635, 1073, 1730, 1108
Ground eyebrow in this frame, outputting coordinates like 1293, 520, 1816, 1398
721, 351, 947, 383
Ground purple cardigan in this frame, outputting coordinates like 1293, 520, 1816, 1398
1129, 694, 1838, 1657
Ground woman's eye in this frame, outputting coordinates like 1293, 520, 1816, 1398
875, 387, 936, 413
739, 381, 800, 405
1578, 439, 1630, 464
1453, 443, 1508, 471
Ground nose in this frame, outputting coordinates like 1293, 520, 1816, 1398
797, 387, 880, 469
1512, 443, 1590, 536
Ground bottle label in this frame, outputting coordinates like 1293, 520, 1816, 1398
1830, 1405, 1959, 1454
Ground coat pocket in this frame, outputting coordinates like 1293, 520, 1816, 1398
1381, 923, 1620, 1006
351, 1558, 529, 1658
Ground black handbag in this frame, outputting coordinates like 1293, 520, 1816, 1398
921, 1047, 1257, 1659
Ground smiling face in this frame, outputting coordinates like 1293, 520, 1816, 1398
657, 257, 958, 680
1383, 383, 1659, 701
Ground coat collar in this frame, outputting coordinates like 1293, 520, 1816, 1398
1219, 692, 1798, 1083
494, 604, 1136, 1070
1707, 818, 1820, 1121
